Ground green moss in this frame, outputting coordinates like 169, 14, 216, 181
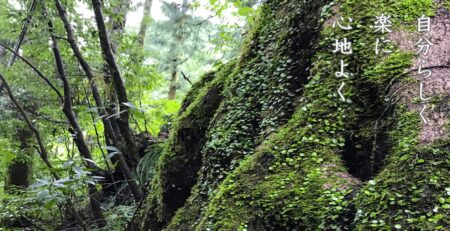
196, 47, 354, 231
139, 0, 448, 230
190, 0, 443, 230
178, 60, 238, 115
179, 71, 216, 114
353, 112, 450, 230
342, 0, 435, 23
138, 60, 238, 230
162, 0, 335, 228
364, 52, 414, 84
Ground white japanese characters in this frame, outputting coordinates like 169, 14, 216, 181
331, 14, 438, 126
418, 14, 431, 32
374, 14, 393, 33
332, 17, 353, 101
332, 16, 353, 30
332, 38, 353, 55
416, 14, 434, 124
374, 14, 393, 55
375, 38, 392, 55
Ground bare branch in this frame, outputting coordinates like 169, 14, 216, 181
181, 71, 192, 85
0, 0, 38, 93
0, 42, 64, 102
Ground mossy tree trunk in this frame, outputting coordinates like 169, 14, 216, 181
136, 0, 450, 230
4, 127, 33, 192
2, 127, 34, 229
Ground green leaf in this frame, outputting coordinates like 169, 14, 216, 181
30, 179, 49, 188
37, 189, 50, 201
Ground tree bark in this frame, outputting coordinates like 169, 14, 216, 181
4, 128, 33, 192
91, 0, 141, 166
167, 0, 188, 100
168, 67, 178, 100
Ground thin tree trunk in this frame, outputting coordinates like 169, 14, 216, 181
81, 82, 118, 194
47, 16, 106, 227
103, 0, 141, 172
168, 67, 178, 100
91, 0, 141, 166
4, 128, 33, 192
108, 0, 130, 54
2, 0, 38, 203
0, 74, 54, 178
167, 0, 188, 100
53, 0, 142, 201
135, 0, 153, 132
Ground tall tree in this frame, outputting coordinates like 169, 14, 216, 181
167, 0, 189, 100
137, 0, 154, 48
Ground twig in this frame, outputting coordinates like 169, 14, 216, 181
125, 186, 150, 231
408, 65, 450, 73
22, 216, 45, 231
0, 42, 64, 102
81, 81, 117, 193
181, 71, 192, 85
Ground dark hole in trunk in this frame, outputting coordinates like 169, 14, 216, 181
341, 125, 391, 181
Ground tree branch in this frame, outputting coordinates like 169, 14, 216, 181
91, 0, 131, 127
91, 0, 141, 166
0, 0, 38, 94
46, 9, 106, 226
0, 72, 53, 172
409, 65, 450, 73
181, 71, 192, 85
0, 42, 64, 102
